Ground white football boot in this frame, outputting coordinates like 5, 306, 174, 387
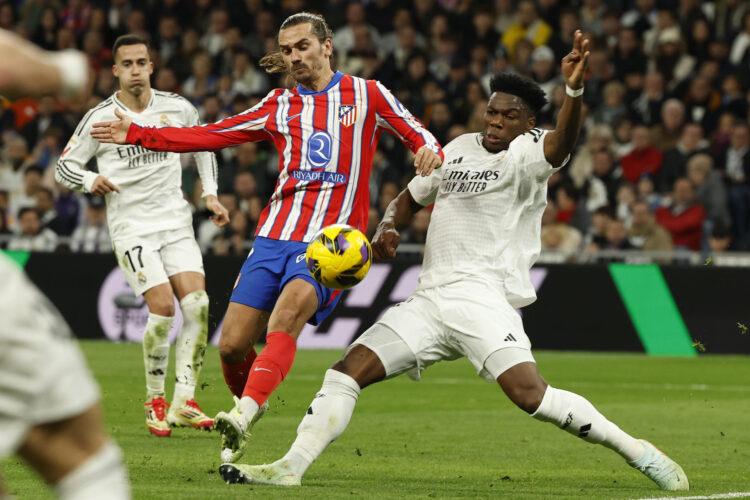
216, 397, 268, 463
630, 439, 689, 491
220, 460, 301, 486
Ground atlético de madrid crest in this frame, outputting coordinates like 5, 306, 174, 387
339, 105, 358, 127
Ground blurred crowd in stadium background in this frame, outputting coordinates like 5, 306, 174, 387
1, 0, 750, 263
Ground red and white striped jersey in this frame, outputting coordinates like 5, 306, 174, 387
126, 71, 444, 242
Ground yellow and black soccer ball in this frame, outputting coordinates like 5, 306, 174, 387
306, 224, 372, 289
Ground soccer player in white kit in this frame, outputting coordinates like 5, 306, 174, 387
219, 31, 689, 491
0, 32, 130, 499
55, 35, 229, 437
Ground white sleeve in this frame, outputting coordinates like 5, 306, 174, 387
185, 102, 218, 198
55, 109, 101, 192
509, 129, 567, 178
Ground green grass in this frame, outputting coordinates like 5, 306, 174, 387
3, 342, 750, 499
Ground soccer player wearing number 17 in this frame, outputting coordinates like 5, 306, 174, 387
221, 32, 689, 491
56, 35, 229, 437
90, 12, 443, 464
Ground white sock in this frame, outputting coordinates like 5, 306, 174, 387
238, 396, 260, 426
55, 441, 131, 500
280, 369, 360, 476
532, 386, 645, 462
142, 313, 173, 398
173, 291, 209, 406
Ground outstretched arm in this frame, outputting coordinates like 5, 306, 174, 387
372, 188, 424, 259
543, 30, 590, 168
90, 89, 282, 152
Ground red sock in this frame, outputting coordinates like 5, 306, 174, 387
242, 331, 297, 406
221, 348, 257, 397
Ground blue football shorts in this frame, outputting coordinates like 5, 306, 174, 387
230, 236, 342, 325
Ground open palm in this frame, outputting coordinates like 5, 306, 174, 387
91, 108, 132, 144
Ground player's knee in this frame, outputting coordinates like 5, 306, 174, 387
331, 345, 385, 388
270, 307, 304, 334
218, 335, 248, 364
147, 297, 175, 317
507, 382, 547, 413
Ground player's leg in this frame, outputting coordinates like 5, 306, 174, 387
218, 302, 270, 396
140, 282, 176, 436
221, 291, 442, 486
17, 403, 130, 499
495, 358, 688, 490
114, 236, 175, 436
160, 270, 214, 429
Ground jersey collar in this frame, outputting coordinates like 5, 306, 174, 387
113, 88, 155, 114
296, 71, 343, 95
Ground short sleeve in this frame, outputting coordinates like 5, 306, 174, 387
508, 129, 568, 178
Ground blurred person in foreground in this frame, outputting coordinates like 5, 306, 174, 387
222, 31, 688, 493
0, 27, 130, 500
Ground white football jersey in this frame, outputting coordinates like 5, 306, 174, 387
408, 130, 564, 308
56, 90, 218, 241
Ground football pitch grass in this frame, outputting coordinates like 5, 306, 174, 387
3, 342, 750, 500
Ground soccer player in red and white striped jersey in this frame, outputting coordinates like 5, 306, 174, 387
92, 12, 444, 463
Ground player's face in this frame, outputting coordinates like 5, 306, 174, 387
113, 44, 153, 97
278, 23, 333, 86
481, 92, 535, 153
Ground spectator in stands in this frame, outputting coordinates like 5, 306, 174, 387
7, 207, 58, 251
613, 26, 648, 81
650, 98, 686, 152
683, 75, 722, 133
729, 11, 750, 67
604, 218, 635, 250
555, 181, 589, 234
621, 124, 663, 184
233, 170, 258, 214
70, 196, 109, 252
541, 202, 583, 261
21, 96, 71, 149
580, 0, 607, 36
649, 24, 696, 92
582, 205, 614, 252
660, 122, 710, 193
8, 165, 43, 224
720, 121, 750, 247
182, 51, 217, 105
333, 2, 381, 57
628, 200, 674, 253
501, 0, 552, 65
637, 174, 663, 212
569, 123, 617, 189
593, 81, 629, 126
0, 135, 33, 197
632, 71, 666, 127
687, 153, 730, 230
35, 187, 70, 236
616, 182, 637, 227
655, 177, 706, 250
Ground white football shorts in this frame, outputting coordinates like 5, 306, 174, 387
352, 279, 535, 382
113, 226, 204, 296
0, 258, 100, 458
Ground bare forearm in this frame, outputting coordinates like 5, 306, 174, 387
545, 94, 584, 167
381, 188, 423, 229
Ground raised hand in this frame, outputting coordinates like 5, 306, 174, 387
90, 175, 120, 195
371, 221, 400, 260
91, 108, 132, 144
414, 145, 442, 176
205, 194, 230, 227
561, 30, 590, 90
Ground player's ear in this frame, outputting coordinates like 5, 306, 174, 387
526, 114, 536, 132
112, 63, 119, 78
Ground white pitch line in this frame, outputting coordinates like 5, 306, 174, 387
631, 492, 750, 500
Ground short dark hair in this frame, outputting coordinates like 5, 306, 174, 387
24, 165, 43, 177
113, 34, 150, 61
18, 207, 38, 219
489, 73, 548, 117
